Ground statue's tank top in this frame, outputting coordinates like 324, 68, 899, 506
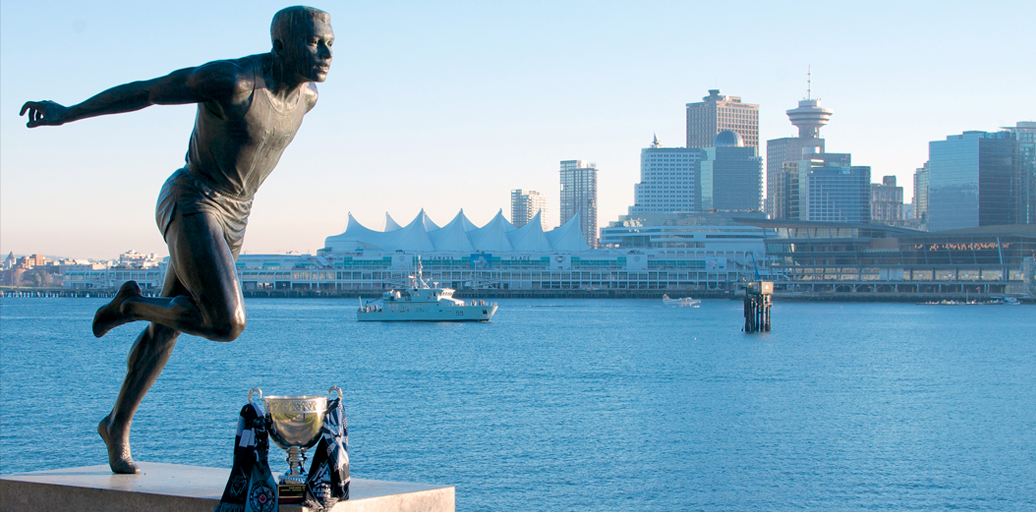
185, 54, 307, 200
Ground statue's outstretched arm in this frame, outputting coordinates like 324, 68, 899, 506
20, 61, 241, 128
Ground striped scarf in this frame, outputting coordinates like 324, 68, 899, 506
214, 403, 278, 512
304, 397, 350, 511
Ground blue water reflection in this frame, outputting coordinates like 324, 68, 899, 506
1, 298, 1033, 510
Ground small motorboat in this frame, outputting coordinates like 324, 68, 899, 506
662, 294, 701, 307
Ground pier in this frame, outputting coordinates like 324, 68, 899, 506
743, 281, 772, 333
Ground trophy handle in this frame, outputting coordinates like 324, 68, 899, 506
329, 385, 342, 401
248, 387, 263, 406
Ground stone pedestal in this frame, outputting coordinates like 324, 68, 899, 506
0, 462, 454, 512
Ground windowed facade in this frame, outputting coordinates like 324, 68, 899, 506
630, 148, 701, 215
781, 153, 870, 223
510, 189, 547, 229
560, 160, 598, 248
1007, 122, 1036, 225
929, 131, 1016, 232
871, 176, 904, 224
913, 162, 930, 224
700, 145, 763, 211
686, 89, 759, 149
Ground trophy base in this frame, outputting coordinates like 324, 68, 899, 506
278, 482, 306, 504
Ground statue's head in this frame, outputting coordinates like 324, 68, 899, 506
271, 6, 333, 83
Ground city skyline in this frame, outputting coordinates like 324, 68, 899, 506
1, 0, 1034, 259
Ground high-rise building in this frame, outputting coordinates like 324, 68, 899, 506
629, 135, 702, 215
699, 131, 763, 211
783, 152, 871, 223
928, 131, 1017, 231
871, 176, 904, 224
1006, 122, 1036, 224
560, 160, 598, 248
765, 90, 833, 217
510, 189, 547, 229
686, 89, 759, 150
913, 162, 930, 226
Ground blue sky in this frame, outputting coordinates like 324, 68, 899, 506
2, 0, 1033, 259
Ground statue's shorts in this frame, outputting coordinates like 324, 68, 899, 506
155, 168, 253, 256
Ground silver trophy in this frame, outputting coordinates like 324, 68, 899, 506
249, 386, 342, 486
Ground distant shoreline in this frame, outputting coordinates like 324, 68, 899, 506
2, 286, 1031, 303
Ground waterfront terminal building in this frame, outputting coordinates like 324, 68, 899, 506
281, 210, 770, 296
56, 211, 771, 297
58, 216, 1034, 301
739, 219, 1036, 298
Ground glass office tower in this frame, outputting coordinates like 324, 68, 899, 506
783, 153, 870, 223
928, 131, 1016, 231
700, 131, 763, 211
1007, 122, 1036, 225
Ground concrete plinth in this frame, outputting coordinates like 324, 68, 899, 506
0, 462, 454, 512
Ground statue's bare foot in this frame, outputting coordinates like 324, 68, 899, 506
92, 281, 141, 337
98, 416, 139, 474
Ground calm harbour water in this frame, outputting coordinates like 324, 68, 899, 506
1, 297, 1034, 511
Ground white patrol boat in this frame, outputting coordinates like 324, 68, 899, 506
356, 258, 498, 322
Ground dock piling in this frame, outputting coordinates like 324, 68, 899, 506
744, 281, 773, 333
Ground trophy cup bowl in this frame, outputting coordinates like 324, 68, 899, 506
249, 386, 341, 486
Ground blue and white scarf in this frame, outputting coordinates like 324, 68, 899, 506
304, 397, 350, 511
214, 403, 279, 512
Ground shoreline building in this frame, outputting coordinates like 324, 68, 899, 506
782, 152, 871, 223
58, 216, 1034, 300
60, 251, 167, 291
871, 176, 904, 225
1006, 122, 1036, 224
928, 130, 1017, 231
629, 135, 702, 215
686, 89, 759, 150
740, 218, 1035, 297
913, 162, 930, 229
628, 132, 763, 216
257, 209, 769, 294
765, 91, 833, 217
700, 130, 763, 211
510, 189, 548, 229
560, 160, 598, 249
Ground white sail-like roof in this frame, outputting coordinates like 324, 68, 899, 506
429, 210, 476, 252
324, 213, 387, 252
546, 211, 591, 252
419, 210, 441, 232
324, 209, 592, 254
390, 210, 437, 252
457, 209, 480, 232
469, 210, 515, 253
508, 212, 553, 252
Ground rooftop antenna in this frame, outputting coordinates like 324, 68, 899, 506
807, 65, 812, 100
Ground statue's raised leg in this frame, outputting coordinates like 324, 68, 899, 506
94, 211, 244, 473
92, 212, 245, 341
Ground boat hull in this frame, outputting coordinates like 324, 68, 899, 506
663, 298, 701, 306
357, 304, 498, 322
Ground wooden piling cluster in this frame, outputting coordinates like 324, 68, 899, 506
744, 281, 773, 333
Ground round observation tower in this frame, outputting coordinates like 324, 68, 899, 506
786, 98, 833, 139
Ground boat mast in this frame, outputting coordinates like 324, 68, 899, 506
415, 255, 427, 289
